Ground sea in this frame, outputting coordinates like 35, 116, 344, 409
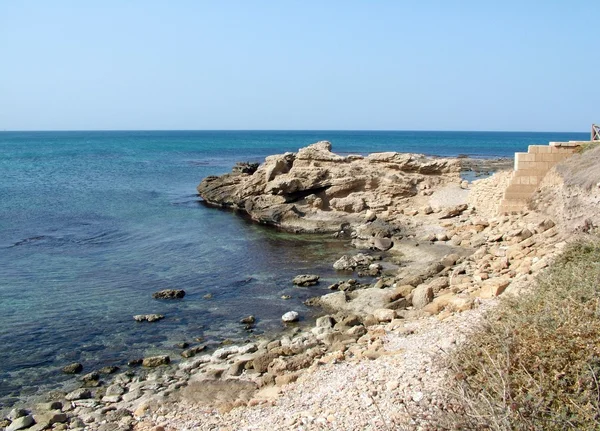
0, 130, 588, 408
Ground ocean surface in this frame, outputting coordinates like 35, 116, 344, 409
0, 130, 588, 407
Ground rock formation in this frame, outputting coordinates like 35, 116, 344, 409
197, 141, 460, 234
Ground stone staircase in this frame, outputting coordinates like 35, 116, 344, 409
498, 141, 585, 214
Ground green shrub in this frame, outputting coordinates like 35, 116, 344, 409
449, 239, 600, 430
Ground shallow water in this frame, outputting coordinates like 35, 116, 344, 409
0, 130, 587, 406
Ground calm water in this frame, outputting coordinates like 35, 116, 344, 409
0, 130, 587, 406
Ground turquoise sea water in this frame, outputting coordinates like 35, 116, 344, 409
0, 130, 587, 407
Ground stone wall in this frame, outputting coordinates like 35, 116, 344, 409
498, 141, 585, 214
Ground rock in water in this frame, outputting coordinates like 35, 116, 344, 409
240, 315, 255, 324
133, 314, 165, 322
152, 289, 185, 299
292, 274, 320, 286
281, 311, 299, 322
142, 355, 170, 367
61, 362, 83, 374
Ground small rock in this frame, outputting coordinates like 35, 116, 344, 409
152, 289, 185, 299
98, 366, 119, 374
65, 388, 92, 401
61, 363, 83, 374
282, 311, 299, 322
127, 358, 143, 367
373, 308, 396, 322
372, 237, 393, 251
240, 315, 255, 324
412, 285, 434, 309
181, 345, 206, 358
142, 355, 170, 367
105, 384, 126, 396
101, 395, 121, 403
80, 371, 99, 382
292, 275, 320, 286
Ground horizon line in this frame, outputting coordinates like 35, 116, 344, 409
0, 128, 589, 134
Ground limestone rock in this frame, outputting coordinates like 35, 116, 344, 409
373, 308, 396, 322
292, 274, 320, 286
371, 237, 393, 251
142, 355, 170, 367
439, 204, 468, 219
281, 311, 299, 322
479, 278, 510, 298
6, 415, 34, 431
412, 285, 434, 309
65, 388, 92, 401
197, 142, 460, 233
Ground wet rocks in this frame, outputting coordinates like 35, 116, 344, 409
292, 275, 320, 286
133, 314, 164, 322
240, 315, 256, 324
142, 355, 170, 367
282, 311, 299, 322
61, 362, 83, 374
152, 289, 185, 299
181, 345, 206, 358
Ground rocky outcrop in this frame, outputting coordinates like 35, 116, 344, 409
197, 141, 460, 233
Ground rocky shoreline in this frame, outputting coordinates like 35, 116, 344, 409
2, 142, 579, 431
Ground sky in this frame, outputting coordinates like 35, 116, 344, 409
0, 1, 598, 132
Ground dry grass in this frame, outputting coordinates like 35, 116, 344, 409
448, 238, 600, 430
557, 144, 600, 190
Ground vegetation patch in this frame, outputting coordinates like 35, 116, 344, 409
449, 238, 600, 430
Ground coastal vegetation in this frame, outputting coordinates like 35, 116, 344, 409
450, 237, 600, 430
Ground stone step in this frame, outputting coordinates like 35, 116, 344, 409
504, 184, 538, 194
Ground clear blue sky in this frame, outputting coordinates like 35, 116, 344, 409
1, 1, 597, 131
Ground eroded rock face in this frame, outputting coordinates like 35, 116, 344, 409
197, 141, 460, 233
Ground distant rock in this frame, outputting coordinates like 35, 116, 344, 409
152, 289, 185, 299
292, 274, 320, 286
133, 314, 165, 322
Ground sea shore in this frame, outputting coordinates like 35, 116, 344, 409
3, 142, 586, 431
